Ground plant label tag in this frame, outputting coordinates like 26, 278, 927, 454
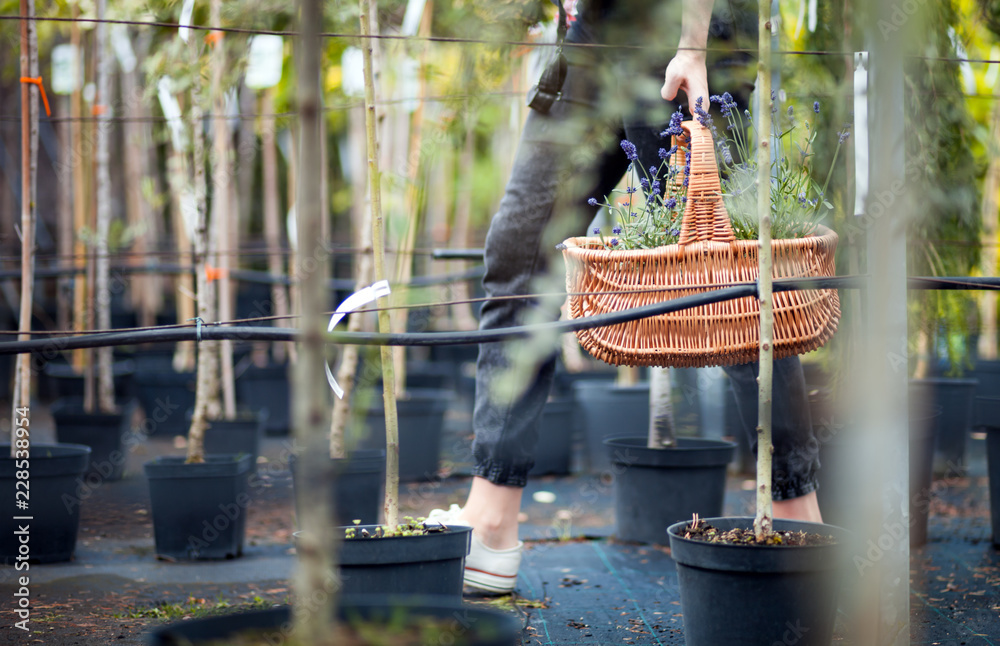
246, 35, 283, 90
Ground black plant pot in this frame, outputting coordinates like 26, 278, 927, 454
192, 410, 268, 466
51, 397, 138, 482
605, 437, 736, 545
290, 449, 386, 526
361, 389, 450, 482
909, 377, 978, 475
977, 396, 1000, 547
551, 366, 618, 398
667, 517, 848, 646
132, 367, 196, 437
572, 380, 649, 473
40, 359, 135, 402
148, 595, 523, 646
971, 360, 1000, 427
144, 454, 253, 560
529, 398, 575, 476
0, 443, 91, 564
235, 363, 290, 436
338, 525, 473, 598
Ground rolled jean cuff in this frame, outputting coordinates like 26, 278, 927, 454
771, 465, 820, 501
471, 460, 531, 488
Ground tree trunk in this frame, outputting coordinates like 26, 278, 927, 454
647, 368, 675, 448
978, 85, 1000, 361
94, 0, 116, 413
753, 1, 774, 542
261, 90, 289, 363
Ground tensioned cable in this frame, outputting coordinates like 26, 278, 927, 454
2, 15, 998, 65
3, 275, 1000, 354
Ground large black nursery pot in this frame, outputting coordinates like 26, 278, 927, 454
40, 358, 135, 402
51, 397, 138, 482
572, 380, 649, 473
667, 517, 848, 646
132, 362, 196, 437
235, 363, 290, 436
0, 443, 91, 564
605, 437, 736, 545
148, 595, 523, 646
972, 360, 1000, 426
337, 525, 473, 598
290, 449, 385, 526
976, 396, 1000, 547
529, 398, 575, 476
361, 388, 451, 482
143, 454, 253, 560
909, 377, 978, 475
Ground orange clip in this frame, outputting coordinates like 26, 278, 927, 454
19, 77, 51, 117
205, 264, 228, 283
91, 104, 107, 116
205, 30, 224, 46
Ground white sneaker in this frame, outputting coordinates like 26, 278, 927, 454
425, 504, 522, 595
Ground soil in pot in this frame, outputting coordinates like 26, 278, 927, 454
336, 523, 473, 598
148, 595, 523, 646
529, 398, 575, 476
0, 443, 92, 564
144, 454, 253, 560
605, 437, 736, 544
50, 398, 138, 481
572, 380, 649, 473
290, 449, 385, 526
667, 516, 848, 646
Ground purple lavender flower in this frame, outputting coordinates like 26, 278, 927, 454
651, 180, 661, 194
798, 192, 807, 204
694, 96, 714, 132
588, 197, 599, 206
640, 178, 650, 191
661, 108, 685, 138
721, 145, 733, 165
787, 105, 794, 117
838, 128, 851, 144
612, 225, 622, 234
669, 227, 681, 236
683, 177, 689, 187
626, 186, 638, 194
665, 197, 677, 210
620, 140, 638, 161
813, 101, 820, 114
658, 148, 669, 159
609, 238, 619, 247
593, 226, 601, 234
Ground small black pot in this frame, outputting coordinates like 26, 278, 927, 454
572, 380, 649, 473
0, 443, 91, 564
605, 437, 736, 545
361, 389, 450, 482
976, 396, 1000, 547
529, 398, 575, 476
40, 359, 136, 402
290, 449, 385, 526
51, 398, 138, 481
338, 525, 473, 598
667, 517, 848, 646
143, 454, 253, 560
147, 595, 523, 646
235, 363, 290, 436
972, 360, 1000, 427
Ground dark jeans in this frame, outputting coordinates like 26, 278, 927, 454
470, 2, 819, 500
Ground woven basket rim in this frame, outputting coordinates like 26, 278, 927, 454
562, 223, 838, 259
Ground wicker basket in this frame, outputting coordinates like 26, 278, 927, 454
561, 120, 840, 368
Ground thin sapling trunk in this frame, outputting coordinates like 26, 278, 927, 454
94, 0, 116, 413
648, 368, 676, 448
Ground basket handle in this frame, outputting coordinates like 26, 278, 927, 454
676, 120, 736, 245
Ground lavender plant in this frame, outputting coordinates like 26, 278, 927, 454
589, 93, 851, 248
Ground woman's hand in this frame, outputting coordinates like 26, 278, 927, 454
661, 50, 709, 116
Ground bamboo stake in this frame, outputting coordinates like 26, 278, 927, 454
260, 90, 289, 364
71, 1, 88, 375
94, 0, 116, 413
753, 1, 774, 542
57, 93, 73, 333
360, 0, 400, 532
291, 0, 337, 638
210, 0, 236, 419
12, 0, 37, 451
977, 78, 1000, 361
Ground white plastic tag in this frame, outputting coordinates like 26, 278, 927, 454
179, 0, 195, 42
325, 280, 392, 398
51, 44, 80, 95
853, 52, 868, 218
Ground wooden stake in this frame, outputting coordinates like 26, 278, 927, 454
977, 78, 1000, 361
260, 90, 289, 363
94, 0, 116, 413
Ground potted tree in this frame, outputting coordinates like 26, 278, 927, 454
663, 22, 847, 646
142, 12, 254, 560
2, 0, 90, 566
